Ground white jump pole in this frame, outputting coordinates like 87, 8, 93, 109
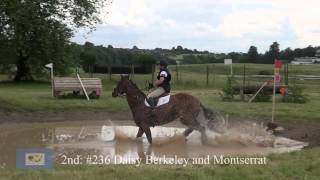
77, 73, 90, 101
231, 63, 233, 76
248, 81, 268, 103
271, 66, 276, 123
45, 63, 54, 97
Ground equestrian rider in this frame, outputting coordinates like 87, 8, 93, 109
147, 60, 171, 108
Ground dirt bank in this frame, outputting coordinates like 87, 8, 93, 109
0, 111, 319, 147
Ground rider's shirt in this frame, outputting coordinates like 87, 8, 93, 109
157, 68, 171, 93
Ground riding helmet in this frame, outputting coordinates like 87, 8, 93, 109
159, 60, 168, 67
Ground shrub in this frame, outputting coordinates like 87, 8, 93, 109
220, 76, 236, 101
282, 85, 308, 103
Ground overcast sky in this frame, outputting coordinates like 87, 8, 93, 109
72, 0, 320, 53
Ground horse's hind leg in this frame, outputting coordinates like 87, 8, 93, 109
183, 128, 193, 137
183, 126, 207, 144
180, 116, 207, 144
195, 126, 207, 145
200, 130, 208, 145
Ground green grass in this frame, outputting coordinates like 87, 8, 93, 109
198, 91, 320, 122
1, 148, 319, 180
0, 81, 127, 112
0, 63, 319, 121
0, 64, 319, 179
0, 82, 319, 122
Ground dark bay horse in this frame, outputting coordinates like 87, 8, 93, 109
112, 76, 217, 144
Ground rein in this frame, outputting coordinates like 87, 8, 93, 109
126, 80, 147, 104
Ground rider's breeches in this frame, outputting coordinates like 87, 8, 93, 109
147, 87, 165, 98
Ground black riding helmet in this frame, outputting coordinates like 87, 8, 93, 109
159, 60, 168, 67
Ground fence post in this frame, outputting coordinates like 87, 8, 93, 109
108, 62, 112, 81
241, 64, 246, 100
206, 65, 209, 86
212, 64, 215, 88
285, 62, 289, 86
175, 64, 179, 84
90, 65, 93, 78
131, 64, 135, 80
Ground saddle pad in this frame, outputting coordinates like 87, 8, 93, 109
144, 95, 170, 107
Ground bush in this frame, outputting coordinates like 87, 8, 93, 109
220, 76, 236, 101
282, 85, 308, 103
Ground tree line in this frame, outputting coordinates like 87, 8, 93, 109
76, 41, 319, 68
181, 42, 319, 64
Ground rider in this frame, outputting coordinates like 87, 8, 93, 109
147, 60, 171, 108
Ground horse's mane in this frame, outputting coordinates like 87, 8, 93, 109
128, 79, 146, 98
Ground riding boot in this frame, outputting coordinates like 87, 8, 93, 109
147, 98, 157, 126
147, 98, 156, 109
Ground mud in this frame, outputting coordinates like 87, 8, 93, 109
1, 111, 319, 147
0, 119, 309, 168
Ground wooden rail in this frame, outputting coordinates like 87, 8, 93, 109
53, 77, 102, 97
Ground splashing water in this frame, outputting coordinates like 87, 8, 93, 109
204, 117, 275, 147
0, 120, 308, 168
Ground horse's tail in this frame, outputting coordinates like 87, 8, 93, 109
199, 103, 222, 132
200, 103, 215, 121
198, 103, 215, 128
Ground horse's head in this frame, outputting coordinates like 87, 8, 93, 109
112, 75, 130, 97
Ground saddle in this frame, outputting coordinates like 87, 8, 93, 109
145, 93, 170, 108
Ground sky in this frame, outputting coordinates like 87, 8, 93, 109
72, 0, 320, 53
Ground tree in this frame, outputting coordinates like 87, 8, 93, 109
302, 45, 316, 57
176, 45, 183, 52
182, 55, 199, 64
0, 0, 108, 81
262, 42, 280, 64
132, 45, 139, 50
247, 46, 258, 63
269, 41, 280, 60
280, 47, 294, 61
138, 53, 157, 65
293, 48, 303, 57
80, 42, 96, 72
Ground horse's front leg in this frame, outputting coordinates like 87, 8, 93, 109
136, 127, 144, 138
141, 125, 152, 144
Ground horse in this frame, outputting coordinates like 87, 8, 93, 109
112, 75, 217, 144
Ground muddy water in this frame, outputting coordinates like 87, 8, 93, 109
0, 120, 308, 168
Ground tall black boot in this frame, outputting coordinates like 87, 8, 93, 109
147, 98, 156, 109
147, 98, 157, 126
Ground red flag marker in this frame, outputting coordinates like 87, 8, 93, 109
275, 59, 283, 69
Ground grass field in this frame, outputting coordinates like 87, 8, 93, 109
1, 82, 319, 121
0, 64, 319, 121
0, 148, 319, 180
0, 63, 319, 179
